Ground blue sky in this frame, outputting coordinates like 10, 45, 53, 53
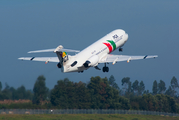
0, 0, 179, 91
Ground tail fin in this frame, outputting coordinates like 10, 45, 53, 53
56, 51, 69, 63
55, 45, 69, 64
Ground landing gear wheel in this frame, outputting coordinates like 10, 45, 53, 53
78, 71, 84, 73
103, 67, 105, 72
102, 63, 109, 72
102, 66, 109, 72
119, 48, 123, 52
106, 67, 109, 72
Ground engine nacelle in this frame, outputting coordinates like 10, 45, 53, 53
57, 62, 62, 68
83, 55, 99, 68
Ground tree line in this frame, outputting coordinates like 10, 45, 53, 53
0, 75, 179, 113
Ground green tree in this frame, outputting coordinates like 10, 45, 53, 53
0, 81, 2, 91
10, 87, 16, 100
51, 78, 91, 109
88, 76, 121, 109
123, 79, 133, 98
143, 90, 149, 94
0, 83, 33, 100
1, 83, 12, 99
121, 77, 130, 95
14, 85, 33, 100
25, 90, 33, 100
88, 76, 109, 109
16, 85, 26, 99
127, 81, 132, 93
132, 80, 139, 95
152, 80, 158, 95
118, 96, 130, 110
165, 86, 174, 97
108, 75, 119, 90
158, 80, 166, 94
51, 78, 69, 107
138, 81, 145, 95
33, 75, 48, 104
171, 76, 179, 96
74, 81, 91, 109
155, 94, 177, 113
142, 94, 157, 111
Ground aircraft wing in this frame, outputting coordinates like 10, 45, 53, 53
18, 57, 59, 63
99, 54, 158, 64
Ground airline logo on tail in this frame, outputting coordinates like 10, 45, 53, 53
60, 52, 67, 58
103, 40, 116, 53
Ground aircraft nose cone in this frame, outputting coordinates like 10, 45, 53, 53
125, 33, 128, 42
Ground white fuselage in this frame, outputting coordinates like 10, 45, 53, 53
62, 29, 128, 72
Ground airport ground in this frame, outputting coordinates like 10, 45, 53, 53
0, 114, 179, 120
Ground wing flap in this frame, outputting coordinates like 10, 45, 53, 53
18, 57, 59, 63
100, 54, 158, 63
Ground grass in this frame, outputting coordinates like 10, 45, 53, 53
0, 114, 178, 120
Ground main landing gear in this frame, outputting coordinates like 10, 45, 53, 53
119, 48, 123, 52
78, 71, 84, 73
102, 63, 109, 72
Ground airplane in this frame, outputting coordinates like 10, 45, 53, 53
18, 29, 158, 73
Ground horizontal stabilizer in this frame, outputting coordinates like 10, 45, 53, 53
18, 57, 59, 63
28, 45, 80, 53
28, 49, 55, 53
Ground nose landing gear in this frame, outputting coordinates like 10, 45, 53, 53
119, 48, 123, 52
102, 63, 109, 72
